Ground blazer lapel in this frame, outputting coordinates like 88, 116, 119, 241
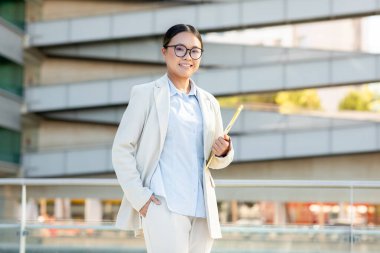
154, 75, 213, 159
198, 90, 213, 159
154, 74, 170, 152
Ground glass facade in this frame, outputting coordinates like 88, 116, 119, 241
0, 127, 21, 164
0, 57, 23, 96
0, 0, 25, 30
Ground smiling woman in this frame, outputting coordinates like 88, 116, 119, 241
112, 24, 234, 253
161, 25, 203, 93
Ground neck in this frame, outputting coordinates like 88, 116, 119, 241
167, 73, 191, 93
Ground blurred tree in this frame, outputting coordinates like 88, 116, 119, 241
218, 93, 276, 108
338, 86, 373, 111
218, 89, 321, 113
275, 89, 321, 113
368, 83, 380, 112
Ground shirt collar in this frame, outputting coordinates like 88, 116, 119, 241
168, 77, 197, 97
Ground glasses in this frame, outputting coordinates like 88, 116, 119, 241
165, 44, 204, 60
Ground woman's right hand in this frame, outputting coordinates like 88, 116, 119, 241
139, 194, 161, 217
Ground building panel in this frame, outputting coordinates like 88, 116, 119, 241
332, 0, 378, 15
0, 19, 23, 64
287, 0, 330, 20
71, 16, 111, 42
331, 124, 378, 153
27, 0, 380, 46
285, 60, 330, 89
239, 133, 284, 161
285, 129, 330, 157
0, 93, 21, 131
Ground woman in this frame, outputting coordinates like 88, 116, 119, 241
112, 24, 234, 253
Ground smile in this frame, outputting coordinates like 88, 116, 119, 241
179, 63, 193, 68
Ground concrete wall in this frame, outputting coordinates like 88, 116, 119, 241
28, 0, 178, 21
36, 57, 165, 85
0, 162, 19, 177
213, 152, 380, 181
24, 119, 116, 151
0, 186, 20, 221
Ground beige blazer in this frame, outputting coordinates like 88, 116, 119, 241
112, 74, 234, 239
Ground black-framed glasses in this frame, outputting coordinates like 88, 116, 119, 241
164, 44, 204, 60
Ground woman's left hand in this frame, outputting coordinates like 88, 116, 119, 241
212, 134, 231, 157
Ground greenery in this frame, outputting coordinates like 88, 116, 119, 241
338, 85, 378, 112
275, 89, 321, 113
338, 87, 372, 111
218, 84, 380, 113
218, 89, 321, 113
218, 93, 276, 108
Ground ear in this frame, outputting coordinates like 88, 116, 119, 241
161, 47, 166, 57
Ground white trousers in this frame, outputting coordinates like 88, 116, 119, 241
141, 196, 214, 253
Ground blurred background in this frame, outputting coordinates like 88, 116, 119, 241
1, 0, 380, 252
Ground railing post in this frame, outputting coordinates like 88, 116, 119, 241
350, 184, 354, 253
19, 183, 26, 253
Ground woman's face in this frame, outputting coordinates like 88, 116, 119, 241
162, 32, 202, 79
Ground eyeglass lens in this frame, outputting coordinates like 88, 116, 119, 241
174, 45, 202, 59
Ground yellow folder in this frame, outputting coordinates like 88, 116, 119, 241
205, 105, 244, 170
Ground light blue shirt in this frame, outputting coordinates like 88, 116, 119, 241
149, 78, 206, 218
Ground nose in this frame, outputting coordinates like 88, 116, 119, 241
183, 49, 192, 60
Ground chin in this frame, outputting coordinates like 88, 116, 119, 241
175, 70, 194, 79
182, 73, 194, 79
169, 65, 197, 78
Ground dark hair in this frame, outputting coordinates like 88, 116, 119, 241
162, 24, 203, 49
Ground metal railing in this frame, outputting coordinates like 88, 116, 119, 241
0, 178, 379, 253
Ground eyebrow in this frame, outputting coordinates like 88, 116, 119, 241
173, 43, 202, 49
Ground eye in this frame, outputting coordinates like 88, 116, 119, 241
191, 48, 201, 54
175, 45, 186, 52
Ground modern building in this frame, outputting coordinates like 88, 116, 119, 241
0, 0, 24, 177
1, 0, 380, 252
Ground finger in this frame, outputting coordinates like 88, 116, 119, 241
215, 139, 229, 155
215, 138, 225, 149
213, 143, 222, 153
218, 136, 229, 146
214, 146, 225, 156
216, 139, 228, 151
212, 146, 221, 156
219, 134, 231, 145
140, 210, 146, 217
151, 195, 161, 205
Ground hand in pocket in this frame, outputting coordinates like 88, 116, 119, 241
139, 194, 161, 217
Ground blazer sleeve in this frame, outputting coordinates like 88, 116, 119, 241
209, 98, 234, 170
111, 86, 153, 212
